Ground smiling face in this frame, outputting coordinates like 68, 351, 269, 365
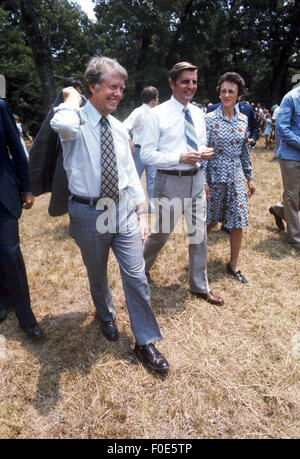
169, 70, 198, 106
219, 80, 239, 110
89, 72, 125, 116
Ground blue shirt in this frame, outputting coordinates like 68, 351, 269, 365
276, 86, 300, 161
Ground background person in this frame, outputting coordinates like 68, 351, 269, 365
269, 85, 300, 249
205, 72, 256, 283
123, 86, 159, 213
13, 114, 30, 159
264, 112, 272, 149
0, 99, 43, 338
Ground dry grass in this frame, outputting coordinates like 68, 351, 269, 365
0, 138, 300, 439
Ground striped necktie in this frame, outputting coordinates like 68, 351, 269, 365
184, 107, 201, 169
99, 116, 119, 203
184, 107, 198, 152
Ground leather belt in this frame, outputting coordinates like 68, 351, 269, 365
71, 195, 100, 205
157, 168, 199, 176
134, 144, 141, 148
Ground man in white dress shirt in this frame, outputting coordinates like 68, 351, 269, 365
123, 86, 159, 212
50, 56, 169, 373
141, 62, 224, 306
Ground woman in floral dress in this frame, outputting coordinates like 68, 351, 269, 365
205, 72, 256, 283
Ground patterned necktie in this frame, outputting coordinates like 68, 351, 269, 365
184, 107, 201, 169
184, 107, 198, 152
99, 116, 119, 203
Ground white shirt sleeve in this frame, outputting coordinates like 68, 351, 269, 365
50, 104, 82, 141
123, 109, 138, 134
140, 110, 180, 167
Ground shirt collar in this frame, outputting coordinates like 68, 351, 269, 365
142, 103, 151, 112
170, 95, 192, 113
216, 104, 239, 121
84, 100, 113, 128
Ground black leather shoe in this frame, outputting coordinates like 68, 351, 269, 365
269, 207, 285, 231
20, 323, 43, 339
191, 291, 224, 306
134, 343, 170, 373
101, 320, 119, 341
0, 308, 8, 323
226, 263, 248, 283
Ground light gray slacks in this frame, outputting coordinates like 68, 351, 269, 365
68, 199, 162, 346
143, 169, 209, 293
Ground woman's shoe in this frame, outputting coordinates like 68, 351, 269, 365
226, 263, 248, 283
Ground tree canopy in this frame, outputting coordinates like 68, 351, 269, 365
0, 0, 299, 134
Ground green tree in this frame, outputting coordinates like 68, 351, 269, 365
0, 4, 42, 135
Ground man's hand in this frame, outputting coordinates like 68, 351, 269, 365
22, 192, 34, 210
248, 138, 255, 146
204, 184, 210, 200
129, 140, 136, 156
179, 151, 202, 164
62, 87, 82, 109
200, 147, 215, 161
247, 179, 256, 198
136, 205, 148, 245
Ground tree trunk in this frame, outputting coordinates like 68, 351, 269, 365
165, 0, 194, 69
134, 29, 153, 106
269, 0, 300, 106
20, 0, 56, 113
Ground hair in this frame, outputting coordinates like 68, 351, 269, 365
168, 61, 198, 84
84, 56, 128, 95
216, 72, 245, 97
64, 77, 83, 90
141, 86, 159, 104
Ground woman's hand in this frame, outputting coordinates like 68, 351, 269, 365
247, 179, 256, 198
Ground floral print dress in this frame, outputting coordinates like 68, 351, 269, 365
204, 106, 254, 229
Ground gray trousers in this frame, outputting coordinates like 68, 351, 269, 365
143, 170, 209, 293
272, 159, 300, 248
69, 199, 162, 346
278, 159, 300, 248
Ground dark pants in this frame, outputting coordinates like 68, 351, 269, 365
0, 202, 36, 326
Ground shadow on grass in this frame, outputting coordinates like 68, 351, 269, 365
178, 258, 227, 286
149, 281, 189, 316
5, 312, 135, 416
41, 224, 71, 241
206, 227, 230, 246
252, 233, 300, 260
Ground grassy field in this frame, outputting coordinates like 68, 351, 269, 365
0, 138, 299, 439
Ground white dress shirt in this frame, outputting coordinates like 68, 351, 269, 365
50, 100, 145, 206
123, 103, 151, 145
140, 96, 207, 170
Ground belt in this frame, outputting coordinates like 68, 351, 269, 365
134, 144, 141, 148
71, 195, 100, 205
157, 168, 199, 176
